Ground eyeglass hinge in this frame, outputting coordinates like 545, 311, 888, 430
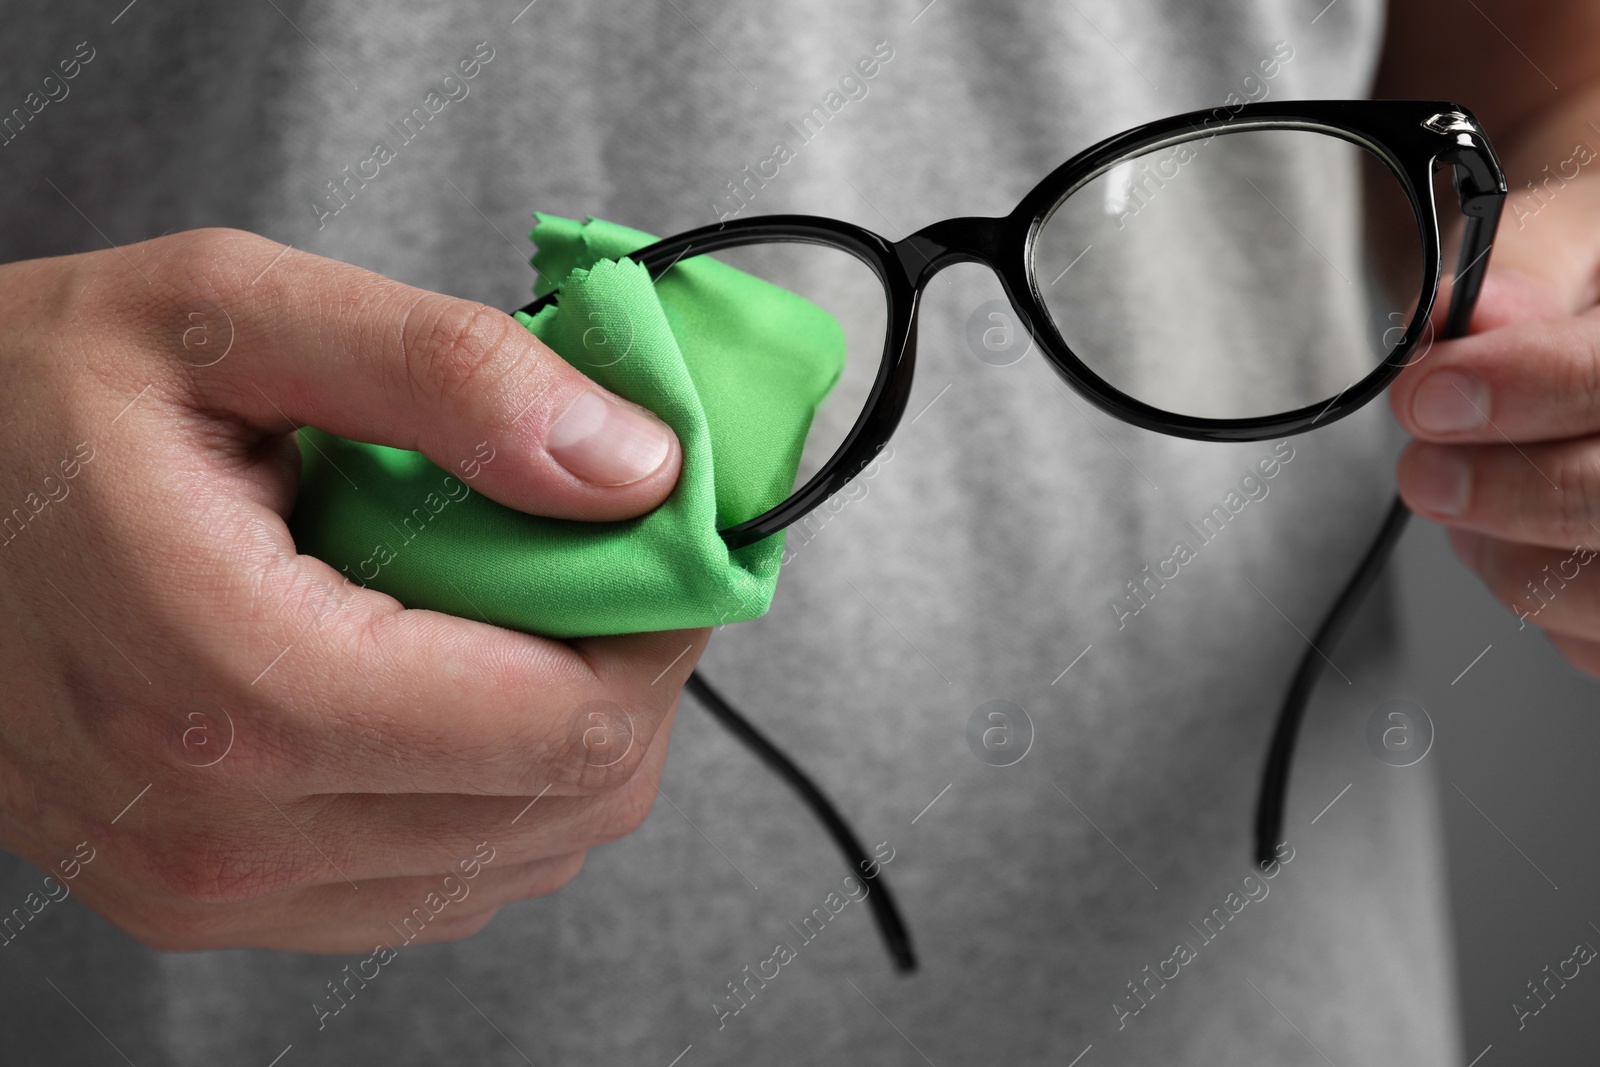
1422, 110, 1476, 136
1424, 109, 1507, 212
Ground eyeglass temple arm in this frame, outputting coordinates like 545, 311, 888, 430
1251, 497, 1411, 867
685, 671, 918, 972
1442, 146, 1507, 337
1251, 152, 1505, 869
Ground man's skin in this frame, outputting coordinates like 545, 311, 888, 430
0, 230, 708, 952
1380, 0, 1600, 674
0, 0, 1595, 958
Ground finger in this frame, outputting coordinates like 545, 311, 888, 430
1424, 269, 1564, 344
1459, 266, 1574, 331
129, 901, 505, 955
224, 565, 707, 800
244, 852, 583, 952
115, 229, 681, 522
89, 433, 710, 802
153, 700, 675, 898
1389, 303, 1600, 445
1390, 269, 1553, 402
99, 852, 584, 954
321, 703, 675, 880
274, 589, 706, 797
1447, 529, 1600, 641
1397, 438, 1600, 550
277, 851, 586, 930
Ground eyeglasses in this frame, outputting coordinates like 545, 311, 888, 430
515, 99, 1507, 971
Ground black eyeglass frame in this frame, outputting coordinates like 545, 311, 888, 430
512, 99, 1506, 969
520, 99, 1506, 553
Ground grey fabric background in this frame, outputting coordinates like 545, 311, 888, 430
3, 1, 1580, 1064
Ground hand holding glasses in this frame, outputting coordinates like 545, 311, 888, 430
516, 99, 1507, 970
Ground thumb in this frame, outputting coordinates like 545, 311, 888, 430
156, 229, 681, 522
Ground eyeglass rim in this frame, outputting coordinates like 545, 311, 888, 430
512, 98, 1506, 550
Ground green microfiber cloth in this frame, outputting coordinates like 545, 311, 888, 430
288, 214, 845, 638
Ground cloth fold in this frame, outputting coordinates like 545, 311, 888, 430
289, 214, 845, 638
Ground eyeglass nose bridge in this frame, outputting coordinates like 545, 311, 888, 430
895, 214, 1018, 288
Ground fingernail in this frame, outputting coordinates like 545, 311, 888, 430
547, 391, 673, 487
1413, 370, 1489, 433
1408, 447, 1472, 517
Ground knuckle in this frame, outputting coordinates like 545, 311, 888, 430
492, 696, 650, 798
584, 772, 661, 845
1562, 333, 1600, 426
147, 840, 259, 906
1548, 449, 1600, 540
92, 228, 276, 372
566, 696, 655, 795
400, 296, 527, 414
170, 226, 266, 262
517, 851, 586, 899
567, 752, 645, 796
569, 726, 649, 795
547, 849, 587, 891
143, 828, 313, 907
162, 227, 276, 298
